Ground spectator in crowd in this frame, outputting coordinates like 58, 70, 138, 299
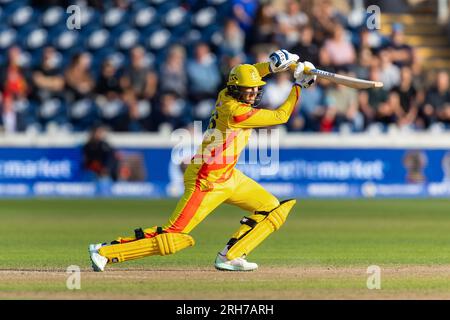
357, 90, 376, 130
275, 0, 309, 49
120, 45, 158, 119
232, 0, 259, 33
247, 1, 277, 48
96, 59, 130, 132
219, 51, 245, 90
375, 90, 405, 129
153, 91, 192, 132
325, 79, 360, 131
423, 71, 450, 127
310, 0, 343, 46
31, 46, 65, 105
261, 72, 293, 110
367, 65, 388, 113
96, 59, 121, 98
82, 125, 119, 181
384, 23, 414, 68
379, 49, 401, 91
296, 82, 328, 132
322, 22, 356, 69
64, 52, 95, 103
290, 24, 320, 67
350, 48, 372, 81
220, 19, 246, 57
392, 66, 418, 128
159, 45, 188, 99
186, 42, 221, 103
0, 46, 30, 133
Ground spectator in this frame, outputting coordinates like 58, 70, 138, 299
159, 45, 188, 99
64, 52, 95, 103
384, 23, 414, 68
0, 46, 30, 133
247, 1, 277, 48
261, 72, 293, 110
82, 125, 119, 181
392, 66, 418, 128
367, 65, 388, 113
92, 60, 128, 132
220, 19, 246, 57
357, 90, 375, 130
350, 48, 372, 81
275, 0, 309, 49
297, 83, 328, 132
186, 43, 221, 103
232, 0, 259, 33
153, 91, 192, 132
219, 51, 245, 90
290, 24, 320, 67
311, 0, 342, 46
31, 46, 65, 104
375, 90, 404, 129
379, 49, 401, 91
423, 71, 450, 127
322, 22, 356, 69
121, 45, 158, 112
325, 79, 361, 131
96, 59, 121, 98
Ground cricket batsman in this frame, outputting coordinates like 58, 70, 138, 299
89, 49, 317, 272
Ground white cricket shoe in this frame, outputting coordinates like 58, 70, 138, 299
89, 243, 108, 272
214, 253, 258, 271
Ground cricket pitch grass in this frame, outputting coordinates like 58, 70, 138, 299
1, 199, 450, 300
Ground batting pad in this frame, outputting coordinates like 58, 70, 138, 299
98, 233, 195, 263
226, 199, 296, 261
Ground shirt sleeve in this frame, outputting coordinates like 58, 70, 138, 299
229, 84, 302, 129
253, 62, 272, 78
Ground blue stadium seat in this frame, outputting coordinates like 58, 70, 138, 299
37, 98, 68, 129
107, 51, 127, 70
9, 5, 36, 28
146, 28, 172, 52
116, 28, 141, 50
68, 98, 100, 132
41, 6, 64, 29
132, 6, 157, 29
53, 30, 81, 54
18, 50, 32, 68
25, 28, 48, 50
191, 6, 216, 29
0, 27, 17, 50
97, 98, 130, 132
14, 98, 37, 132
102, 7, 129, 29
85, 28, 111, 51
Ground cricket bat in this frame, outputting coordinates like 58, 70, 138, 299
290, 63, 384, 89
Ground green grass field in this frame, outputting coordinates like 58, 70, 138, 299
1, 198, 450, 299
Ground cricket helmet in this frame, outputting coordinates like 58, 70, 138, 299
227, 64, 266, 106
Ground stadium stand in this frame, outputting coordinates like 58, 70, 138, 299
0, 0, 449, 135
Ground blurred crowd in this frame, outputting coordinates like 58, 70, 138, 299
0, 0, 449, 134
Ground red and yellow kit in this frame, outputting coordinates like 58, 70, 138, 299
116, 62, 302, 243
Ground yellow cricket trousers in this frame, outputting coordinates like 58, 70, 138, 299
115, 166, 280, 243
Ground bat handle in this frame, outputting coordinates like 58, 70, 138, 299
289, 62, 313, 75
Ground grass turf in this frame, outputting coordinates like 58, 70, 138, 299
0, 198, 449, 299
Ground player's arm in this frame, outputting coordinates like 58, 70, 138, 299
230, 85, 302, 128
230, 62, 317, 129
253, 50, 299, 78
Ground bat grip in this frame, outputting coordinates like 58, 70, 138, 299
289, 62, 313, 75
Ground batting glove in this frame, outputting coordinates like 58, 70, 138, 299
269, 49, 300, 73
294, 61, 317, 89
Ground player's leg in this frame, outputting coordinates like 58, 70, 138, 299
214, 170, 296, 271
90, 177, 232, 271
